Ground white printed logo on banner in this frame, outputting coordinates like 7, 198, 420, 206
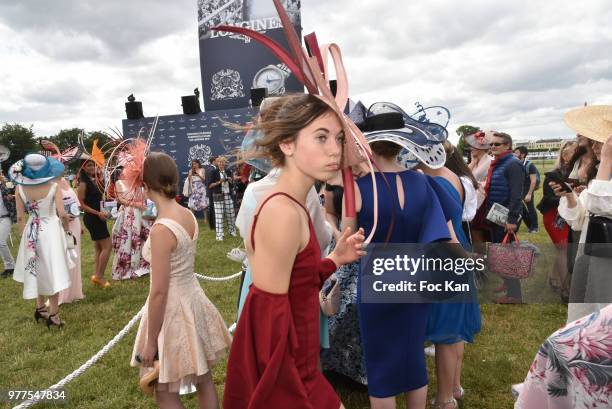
188, 144, 213, 165
198, 0, 301, 39
211, 69, 245, 100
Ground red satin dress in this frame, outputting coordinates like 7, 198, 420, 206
223, 193, 340, 409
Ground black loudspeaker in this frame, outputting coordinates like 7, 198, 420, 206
329, 80, 337, 97
181, 95, 201, 114
125, 101, 144, 120
250, 88, 267, 107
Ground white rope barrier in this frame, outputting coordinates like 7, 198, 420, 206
195, 271, 242, 281
13, 272, 241, 408
12, 307, 145, 409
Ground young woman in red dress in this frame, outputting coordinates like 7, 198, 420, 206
223, 94, 366, 409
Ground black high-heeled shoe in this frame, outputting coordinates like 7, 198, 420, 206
34, 307, 49, 323
46, 313, 64, 329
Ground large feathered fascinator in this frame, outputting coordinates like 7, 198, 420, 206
212, 0, 379, 242
104, 118, 158, 206
73, 127, 132, 197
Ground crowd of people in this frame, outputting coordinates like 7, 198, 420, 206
3, 1, 611, 407
2, 95, 610, 409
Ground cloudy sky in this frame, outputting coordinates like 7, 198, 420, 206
1, 0, 611, 142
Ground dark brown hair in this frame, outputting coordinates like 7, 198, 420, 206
565, 138, 597, 181
444, 142, 479, 189
143, 152, 178, 198
370, 141, 402, 158
248, 93, 337, 167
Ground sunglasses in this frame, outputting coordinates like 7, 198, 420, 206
489, 142, 505, 147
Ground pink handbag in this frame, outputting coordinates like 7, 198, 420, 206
486, 232, 536, 280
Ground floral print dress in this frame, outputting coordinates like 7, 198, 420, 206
516, 304, 612, 409
13, 184, 71, 299
188, 171, 209, 212
320, 237, 368, 385
111, 205, 152, 280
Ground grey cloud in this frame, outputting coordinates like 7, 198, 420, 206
0, 0, 196, 62
22, 78, 90, 105
2, 0, 611, 140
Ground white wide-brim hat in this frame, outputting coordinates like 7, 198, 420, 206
366, 132, 447, 170
465, 130, 494, 150
8, 153, 65, 185
564, 105, 612, 143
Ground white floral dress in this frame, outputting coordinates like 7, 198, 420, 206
13, 183, 71, 299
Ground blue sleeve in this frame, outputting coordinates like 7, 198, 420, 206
506, 161, 526, 224
425, 176, 456, 222
419, 178, 451, 243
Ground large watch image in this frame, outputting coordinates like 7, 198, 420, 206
252, 64, 288, 95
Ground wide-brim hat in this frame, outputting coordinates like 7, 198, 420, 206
464, 130, 494, 150
8, 153, 65, 185
367, 132, 447, 170
362, 111, 447, 169
364, 101, 449, 144
564, 105, 612, 143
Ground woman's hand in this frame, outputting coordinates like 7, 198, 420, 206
550, 181, 578, 208
549, 181, 573, 198
98, 211, 108, 221
573, 185, 587, 195
328, 227, 366, 266
140, 342, 157, 368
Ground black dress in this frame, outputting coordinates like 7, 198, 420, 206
81, 173, 110, 241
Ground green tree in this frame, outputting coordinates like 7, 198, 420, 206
50, 128, 83, 151
84, 130, 113, 152
0, 123, 38, 173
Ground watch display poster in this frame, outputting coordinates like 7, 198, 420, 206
197, 0, 304, 111
121, 106, 256, 188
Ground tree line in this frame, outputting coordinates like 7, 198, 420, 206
0, 123, 114, 174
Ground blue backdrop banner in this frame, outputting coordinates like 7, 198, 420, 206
122, 107, 256, 181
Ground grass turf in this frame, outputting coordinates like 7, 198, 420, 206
1, 161, 568, 408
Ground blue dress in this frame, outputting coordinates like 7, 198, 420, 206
426, 177, 482, 344
357, 170, 451, 398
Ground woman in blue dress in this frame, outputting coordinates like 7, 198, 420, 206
420, 142, 482, 409
344, 111, 453, 409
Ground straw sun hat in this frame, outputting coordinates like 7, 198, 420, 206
564, 105, 612, 143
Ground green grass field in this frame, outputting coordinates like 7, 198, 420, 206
0, 160, 569, 409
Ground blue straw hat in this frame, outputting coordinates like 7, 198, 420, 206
8, 153, 65, 185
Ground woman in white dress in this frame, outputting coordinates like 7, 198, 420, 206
9, 154, 72, 329
555, 106, 612, 323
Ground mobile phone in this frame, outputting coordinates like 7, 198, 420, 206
545, 172, 572, 193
